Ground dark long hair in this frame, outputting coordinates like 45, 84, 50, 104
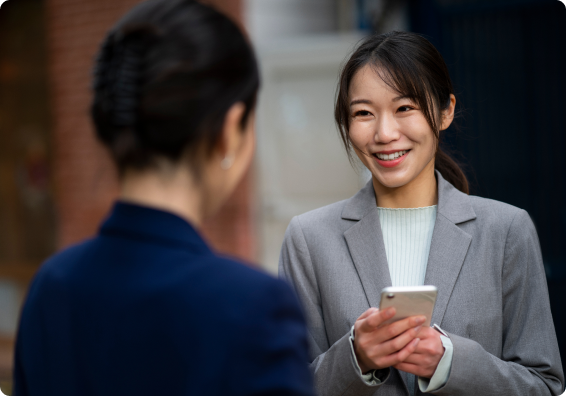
335, 31, 469, 194
91, 0, 259, 173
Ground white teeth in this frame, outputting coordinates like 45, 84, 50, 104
376, 150, 408, 161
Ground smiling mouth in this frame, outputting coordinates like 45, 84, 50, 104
373, 150, 410, 161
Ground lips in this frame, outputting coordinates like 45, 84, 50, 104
372, 149, 410, 168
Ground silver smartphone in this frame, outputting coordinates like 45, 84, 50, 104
378, 286, 438, 327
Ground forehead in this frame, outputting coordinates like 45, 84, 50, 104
349, 64, 399, 102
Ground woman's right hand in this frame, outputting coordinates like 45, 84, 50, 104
353, 307, 425, 373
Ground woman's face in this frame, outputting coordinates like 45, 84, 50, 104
348, 65, 438, 190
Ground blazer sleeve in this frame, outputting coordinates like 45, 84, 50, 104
13, 269, 49, 396
227, 275, 315, 396
432, 209, 565, 396
279, 217, 390, 396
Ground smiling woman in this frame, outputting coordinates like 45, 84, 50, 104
279, 31, 564, 396
335, 32, 467, 201
347, 64, 447, 208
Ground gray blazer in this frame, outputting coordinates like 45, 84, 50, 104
279, 171, 564, 396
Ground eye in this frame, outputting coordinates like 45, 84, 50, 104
397, 105, 413, 113
354, 110, 372, 117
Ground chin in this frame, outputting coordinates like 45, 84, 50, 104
374, 175, 411, 189
371, 167, 414, 189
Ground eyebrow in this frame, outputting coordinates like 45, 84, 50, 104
350, 99, 372, 106
392, 95, 411, 102
350, 96, 412, 107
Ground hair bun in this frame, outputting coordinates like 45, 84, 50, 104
93, 28, 153, 140
111, 36, 144, 128
91, 1, 259, 172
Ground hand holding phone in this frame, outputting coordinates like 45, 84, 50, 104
376, 286, 445, 378
393, 325, 445, 378
352, 307, 425, 373
352, 286, 438, 373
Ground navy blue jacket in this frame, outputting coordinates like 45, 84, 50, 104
14, 202, 314, 396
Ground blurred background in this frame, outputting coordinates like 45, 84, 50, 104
0, 0, 564, 393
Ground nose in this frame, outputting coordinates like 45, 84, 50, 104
374, 113, 401, 144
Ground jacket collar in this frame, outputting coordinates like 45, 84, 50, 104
341, 170, 476, 333
341, 170, 476, 224
99, 201, 212, 254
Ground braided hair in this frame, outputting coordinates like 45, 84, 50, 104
91, 0, 259, 173
94, 32, 144, 129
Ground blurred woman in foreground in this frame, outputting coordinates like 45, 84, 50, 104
14, 1, 313, 395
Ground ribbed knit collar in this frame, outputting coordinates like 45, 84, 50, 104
377, 205, 437, 211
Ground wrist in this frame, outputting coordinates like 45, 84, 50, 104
353, 342, 372, 373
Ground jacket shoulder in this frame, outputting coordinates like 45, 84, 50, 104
34, 237, 295, 310
463, 195, 537, 244
467, 194, 527, 223
31, 238, 97, 285
292, 199, 349, 230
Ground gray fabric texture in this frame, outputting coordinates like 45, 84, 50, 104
279, 171, 564, 396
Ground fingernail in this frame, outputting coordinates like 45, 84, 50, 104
413, 338, 420, 346
414, 325, 422, 333
414, 316, 425, 325
386, 308, 395, 317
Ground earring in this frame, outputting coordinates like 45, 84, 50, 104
220, 155, 233, 170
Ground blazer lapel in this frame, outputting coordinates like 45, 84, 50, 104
342, 180, 392, 308
341, 174, 475, 395
425, 172, 476, 327
341, 173, 477, 325
344, 213, 412, 394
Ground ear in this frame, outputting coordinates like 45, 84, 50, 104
215, 102, 247, 162
440, 94, 456, 131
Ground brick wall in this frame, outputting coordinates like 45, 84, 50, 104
45, 0, 256, 263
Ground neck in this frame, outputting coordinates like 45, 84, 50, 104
119, 166, 204, 227
373, 162, 438, 208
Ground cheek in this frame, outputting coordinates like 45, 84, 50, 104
402, 119, 436, 155
242, 130, 255, 168
422, 130, 437, 159
348, 126, 374, 166
348, 123, 372, 148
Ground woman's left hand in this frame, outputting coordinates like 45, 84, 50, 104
393, 326, 444, 378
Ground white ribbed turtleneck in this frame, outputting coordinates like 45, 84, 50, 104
376, 206, 437, 287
